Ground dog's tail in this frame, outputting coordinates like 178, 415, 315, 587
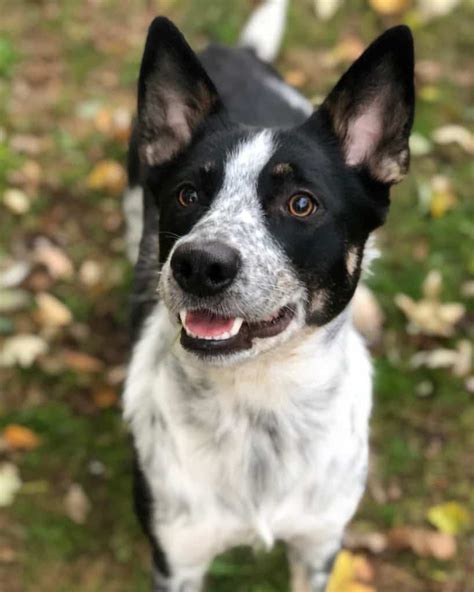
238, 0, 289, 63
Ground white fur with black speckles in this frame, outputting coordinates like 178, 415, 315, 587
123, 132, 373, 592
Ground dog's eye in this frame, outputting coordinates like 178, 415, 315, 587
177, 185, 198, 208
287, 193, 317, 218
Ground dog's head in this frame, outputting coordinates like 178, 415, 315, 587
136, 18, 414, 363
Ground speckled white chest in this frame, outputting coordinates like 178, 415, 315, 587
123, 303, 372, 571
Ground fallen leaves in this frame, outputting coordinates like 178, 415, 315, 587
2, 188, 31, 214
395, 270, 465, 337
93, 106, 132, 143
86, 159, 126, 195
368, 0, 411, 15
432, 124, 474, 154
1, 425, 41, 451
417, 175, 458, 219
417, 0, 462, 18
0, 334, 48, 367
387, 527, 456, 561
429, 175, 458, 219
313, 0, 343, 20
328, 550, 375, 592
0, 463, 22, 507
64, 483, 90, 524
410, 339, 472, 376
34, 292, 73, 328
427, 502, 471, 535
61, 350, 104, 373
32, 237, 74, 280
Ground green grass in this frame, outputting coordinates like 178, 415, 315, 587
1, 1, 473, 591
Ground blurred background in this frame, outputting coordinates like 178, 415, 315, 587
0, 1, 473, 591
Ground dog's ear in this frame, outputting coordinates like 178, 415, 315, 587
137, 17, 223, 166
309, 26, 415, 184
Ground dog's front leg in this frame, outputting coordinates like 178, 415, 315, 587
152, 563, 207, 592
288, 536, 341, 592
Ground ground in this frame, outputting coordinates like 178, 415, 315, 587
0, 1, 473, 591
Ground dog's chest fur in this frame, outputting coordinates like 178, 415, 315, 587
124, 304, 372, 560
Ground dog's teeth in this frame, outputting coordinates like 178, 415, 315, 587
229, 317, 244, 337
179, 312, 243, 341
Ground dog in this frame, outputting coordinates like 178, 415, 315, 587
122, 1, 415, 589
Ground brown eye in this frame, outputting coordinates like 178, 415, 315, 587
287, 193, 317, 218
178, 185, 198, 208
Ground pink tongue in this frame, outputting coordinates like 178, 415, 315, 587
185, 310, 235, 338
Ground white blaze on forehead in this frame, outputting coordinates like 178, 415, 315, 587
220, 130, 276, 202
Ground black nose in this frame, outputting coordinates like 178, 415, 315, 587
170, 241, 241, 297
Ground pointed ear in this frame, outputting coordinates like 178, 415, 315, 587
137, 17, 223, 166
313, 26, 415, 184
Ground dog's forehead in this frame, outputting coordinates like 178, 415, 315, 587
220, 129, 276, 199
186, 130, 285, 261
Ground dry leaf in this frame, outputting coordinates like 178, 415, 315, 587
388, 527, 456, 560
427, 502, 471, 535
79, 259, 102, 287
92, 386, 118, 409
0, 260, 31, 289
9, 159, 42, 192
461, 280, 474, 298
314, 0, 343, 20
2, 425, 41, 451
344, 531, 388, 554
410, 340, 472, 376
33, 238, 74, 280
327, 550, 376, 592
62, 350, 104, 373
0, 463, 22, 507
429, 175, 457, 219
94, 107, 131, 142
395, 270, 465, 337
35, 292, 73, 328
409, 132, 432, 156
3, 188, 30, 214
417, 0, 462, 18
0, 545, 17, 563
64, 483, 90, 524
369, 0, 411, 15
0, 288, 31, 313
432, 125, 474, 154
0, 334, 48, 367
423, 269, 442, 299
86, 159, 126, 194
10, 133, 43, 156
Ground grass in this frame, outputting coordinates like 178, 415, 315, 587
0, 1, 473, 591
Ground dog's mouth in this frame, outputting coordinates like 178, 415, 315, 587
179, 305, 296, 355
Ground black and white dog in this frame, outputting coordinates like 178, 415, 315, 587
123, 2, 414, 590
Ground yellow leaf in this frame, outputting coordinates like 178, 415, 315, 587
419, 85, 441, 102
2, 425, 41, 451
430, 175, 457, 219
86, 159, 126, 194
35, 292, 73, 328
369, 0, 411, 15
427, 502, 471, 535
327, 551, 376, 592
